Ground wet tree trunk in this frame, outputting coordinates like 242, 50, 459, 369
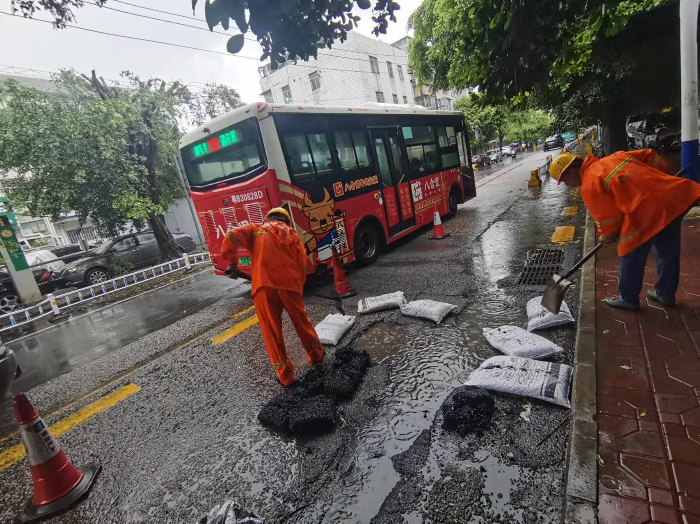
148, 214, 183, 262
601, 102, 628, 157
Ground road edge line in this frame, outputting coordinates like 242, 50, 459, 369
563, 212, 599, 523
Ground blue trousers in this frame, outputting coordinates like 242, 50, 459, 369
618, 216, 683, 305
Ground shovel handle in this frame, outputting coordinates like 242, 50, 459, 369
561, 242, 603, 280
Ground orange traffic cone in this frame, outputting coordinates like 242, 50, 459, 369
13, 393, 101, 523
429, 204, 450, 240
331, 247, 356, 298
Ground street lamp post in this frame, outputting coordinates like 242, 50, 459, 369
680, 0, 700, 182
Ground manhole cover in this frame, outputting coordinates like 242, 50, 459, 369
517, 248, 564, 286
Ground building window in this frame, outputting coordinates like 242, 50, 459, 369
376, 91, 385, 103
387, 61, 393, 78
397, 65, 404, 81
369, 56, 379, 74
309, 71, 321, 91
403, 95, 408, 104
262, 90, 273, 103
282, 85, 292, 103
392, 94, 399, 104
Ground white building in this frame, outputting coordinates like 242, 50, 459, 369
258, 32, 414, 106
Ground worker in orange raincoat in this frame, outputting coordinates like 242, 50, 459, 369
550, 149, 700, 310
220, 207, 323, 386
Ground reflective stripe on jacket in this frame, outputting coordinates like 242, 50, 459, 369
219, 221, 309, 297
580, 149, 700, 257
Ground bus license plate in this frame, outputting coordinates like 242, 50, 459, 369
238, 256, 251, 266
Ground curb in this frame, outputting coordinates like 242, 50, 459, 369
562, 212, 598, 523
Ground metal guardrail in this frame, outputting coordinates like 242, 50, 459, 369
0, 252, 212, 333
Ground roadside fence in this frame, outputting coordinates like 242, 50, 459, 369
0, 252, 212, 334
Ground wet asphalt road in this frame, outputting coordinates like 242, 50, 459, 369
0, 150, 586, 523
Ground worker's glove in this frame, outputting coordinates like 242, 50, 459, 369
225, 264, 250, 281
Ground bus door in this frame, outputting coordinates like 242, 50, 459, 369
369, 128, 416, 237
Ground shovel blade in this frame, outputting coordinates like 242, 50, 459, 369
541, 274, 572, 314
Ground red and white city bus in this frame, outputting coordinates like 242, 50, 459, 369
178, 102, 475, 275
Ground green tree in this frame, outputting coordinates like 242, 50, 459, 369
454, 94, 511, 152
408, 0, 674, 153
505, 110, 553, 148
11, 0, 401, 67
0, 71, 242, 260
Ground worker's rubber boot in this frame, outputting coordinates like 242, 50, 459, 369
604, 296, 639, 311
647, 289, 677, 308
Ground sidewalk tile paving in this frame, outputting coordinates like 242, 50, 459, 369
596, 217, 700, 524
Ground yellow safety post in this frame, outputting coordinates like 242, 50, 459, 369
585, 142, 593, 156
528, 169, 542, 187
534, 145, 538, 152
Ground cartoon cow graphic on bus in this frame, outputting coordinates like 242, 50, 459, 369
302, 188, 344, 263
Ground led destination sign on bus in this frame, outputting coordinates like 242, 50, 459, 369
192, 129, 239, 158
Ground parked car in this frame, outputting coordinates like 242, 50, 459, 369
501, 145, 513, 157
0, 265, 60, 314
632, 118, 681, 153
487, 149, 503, 163
24, 249, 66, 274
543, 135, 565, 152
473, 154, 492, 167
56, 231, 197, 287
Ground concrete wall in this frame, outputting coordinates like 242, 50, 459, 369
259, 32, 414, 106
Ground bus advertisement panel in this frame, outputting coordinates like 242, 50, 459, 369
179, 102, 475, 275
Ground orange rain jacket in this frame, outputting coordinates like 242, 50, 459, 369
220, 221, 308, 297
580, 149, 700, 257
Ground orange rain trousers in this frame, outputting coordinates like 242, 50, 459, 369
253, 287, 323, 386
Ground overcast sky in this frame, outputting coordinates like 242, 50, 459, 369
0, 0, 421, 103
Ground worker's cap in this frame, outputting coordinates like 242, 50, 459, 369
266, 207, 291, 225
549, 152, 581, 184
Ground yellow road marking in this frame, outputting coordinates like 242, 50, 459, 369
561, 206, 579, 216
212, 314, 259, 346
0, 384, 140, 471
552, 226, 576, 243
233, 305, 256, 319
0, 304, 259, 445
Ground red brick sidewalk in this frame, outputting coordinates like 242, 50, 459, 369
596, 217, 700, 524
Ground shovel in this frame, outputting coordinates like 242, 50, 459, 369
541, 243, 603, 314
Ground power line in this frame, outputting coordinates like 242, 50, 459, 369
84, 1, 410, 66
107, 0, 412, 61
0, 11, 409, 77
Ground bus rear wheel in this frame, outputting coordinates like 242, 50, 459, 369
354, 222, 382, 267
449, 187, 460, 217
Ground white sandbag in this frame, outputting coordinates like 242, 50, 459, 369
315, 314, 356, 345
483, 325, 564, 360
526, 296, 575, 332
464, 356, 572, 408
399, 300, 458, 324
357, 291, 406, 314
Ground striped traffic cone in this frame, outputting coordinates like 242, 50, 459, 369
13, 393, 101, 523
429, 204, 450, 240
331, 247, 356, 298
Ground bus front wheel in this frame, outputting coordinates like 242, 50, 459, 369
354, 222, 382, 266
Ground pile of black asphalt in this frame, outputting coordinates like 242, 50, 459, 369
441, 386, 496, 436
258, 347, 371, 438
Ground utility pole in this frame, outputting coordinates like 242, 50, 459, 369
680, 0, 700, 182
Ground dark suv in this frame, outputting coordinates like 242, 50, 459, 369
56, 231, 197, 287
543, 135, 565, 152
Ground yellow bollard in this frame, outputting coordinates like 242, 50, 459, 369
591, 131, 595, 141
546, 155, 552, 162
528, 169, 542, 187
586, 143, 593, 156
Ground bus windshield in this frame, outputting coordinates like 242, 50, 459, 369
181, 117, 266, 189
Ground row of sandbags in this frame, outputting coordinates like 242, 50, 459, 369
463, 296, 575, 408
314, 291, 458, 346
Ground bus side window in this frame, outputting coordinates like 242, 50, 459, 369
351, 131, 371, 169
308, 133, 333, 176
403, 125, 443, 177
283, 134, 316, 181
437, 126, 460, 168
333, 131, 358, 171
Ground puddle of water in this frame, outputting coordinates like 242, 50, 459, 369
471, 450, 522, 517
353, 322, 411, 364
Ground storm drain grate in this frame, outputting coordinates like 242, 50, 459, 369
517, 248, 564, 286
